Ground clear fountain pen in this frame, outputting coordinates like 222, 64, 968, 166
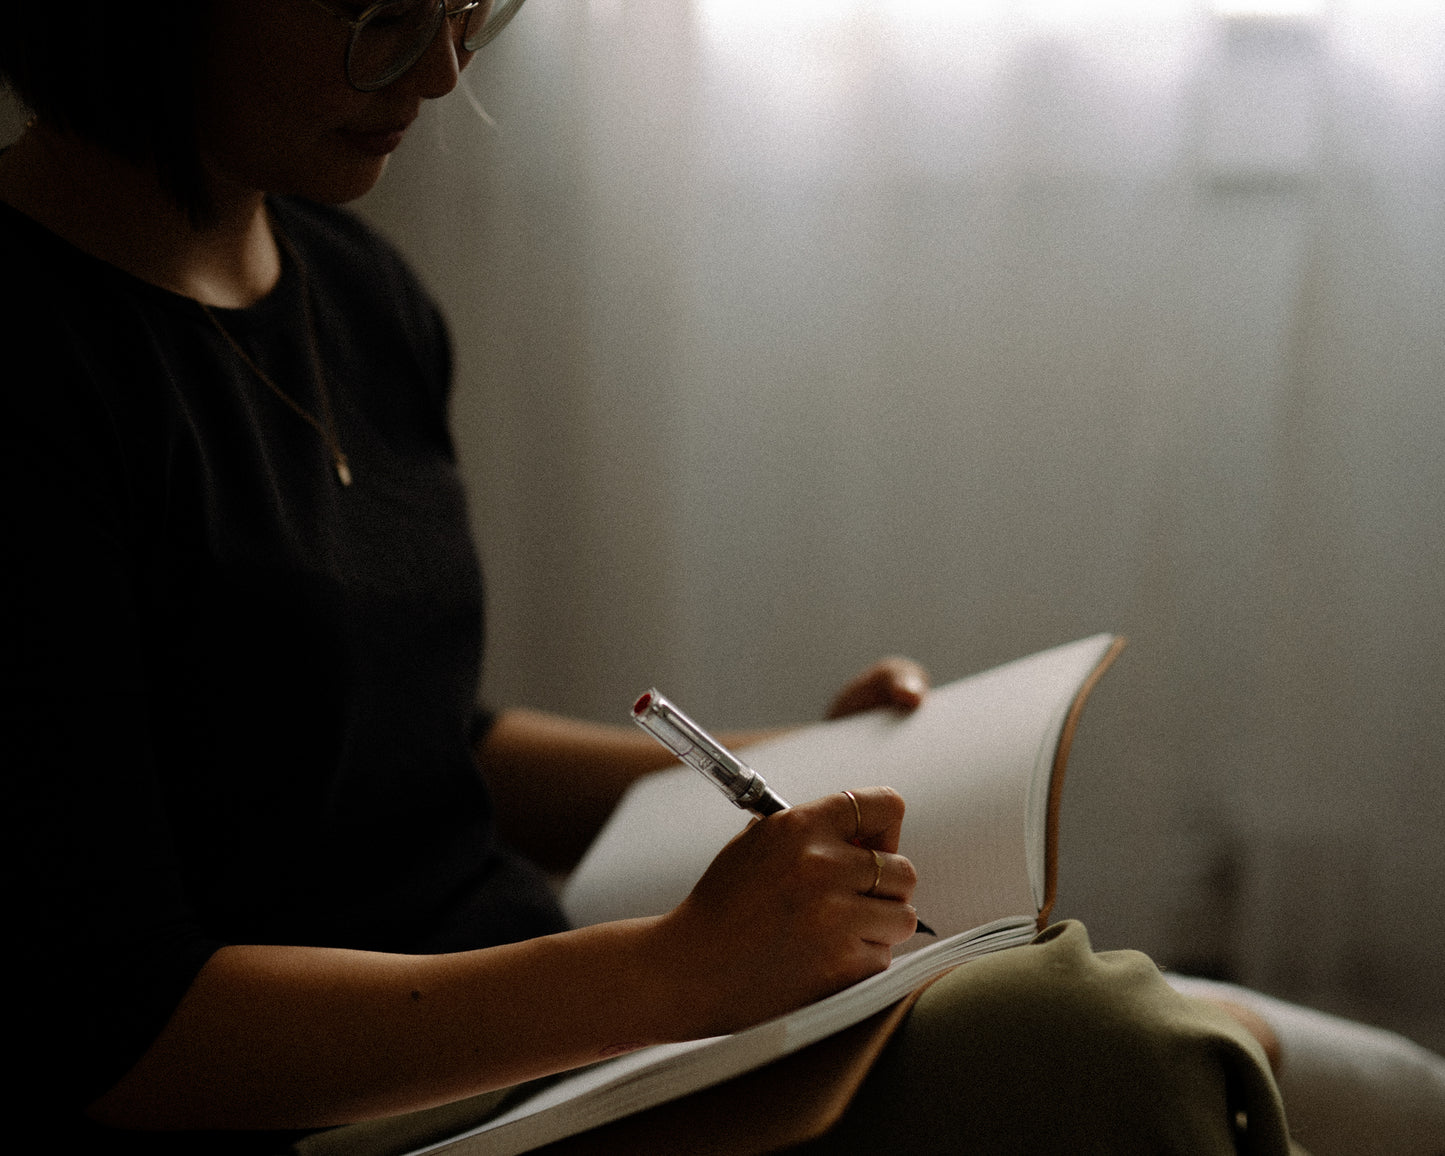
631, 689, 790, 817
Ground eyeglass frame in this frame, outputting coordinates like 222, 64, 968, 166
307, 0, 529, 92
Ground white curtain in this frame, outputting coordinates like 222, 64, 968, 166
361, 0, 1445, 1047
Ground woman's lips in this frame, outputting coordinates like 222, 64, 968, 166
341, 123, 413, 156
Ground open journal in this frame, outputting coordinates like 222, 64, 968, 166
303, 633, 1124, 1156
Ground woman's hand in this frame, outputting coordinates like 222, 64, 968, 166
825, 656, 930, 719
646, 786, 919, 1039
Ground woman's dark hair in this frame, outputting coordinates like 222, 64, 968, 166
0, 3, 215, 223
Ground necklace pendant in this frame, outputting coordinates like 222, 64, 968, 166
200, 229, 352, 491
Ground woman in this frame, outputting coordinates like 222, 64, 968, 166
1, 1, 928, 1145
0, 3, 1296, 1152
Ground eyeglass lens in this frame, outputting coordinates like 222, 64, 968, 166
347, 1, 500, 91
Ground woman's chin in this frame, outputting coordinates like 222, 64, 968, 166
292, 153, 394, 206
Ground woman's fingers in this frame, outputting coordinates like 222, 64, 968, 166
858, 897, 925, 949
833, 785, 906, 854
825, 656, 930, 720
855, 845, 918, 904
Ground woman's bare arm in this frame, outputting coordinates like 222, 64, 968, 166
87, 788, 920, 1132
477, 657, 929, 872
477, 708, 699, 873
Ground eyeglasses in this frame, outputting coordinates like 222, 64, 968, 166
309, 0, 529, 92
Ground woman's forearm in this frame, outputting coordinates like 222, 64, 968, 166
86, 918, 680, 1131
476, 708, 679, 871
476, 656, 927, 871
476, 707, 787, 870
88, 786, 921, 1135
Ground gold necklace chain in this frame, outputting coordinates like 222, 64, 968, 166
198, 231, 353, 487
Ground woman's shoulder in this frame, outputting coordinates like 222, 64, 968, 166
0, 195, 111, 313
267, 196, 449, 359
0, 199, 131, 411
268, 197, 400, 267
268, 197, 430, 303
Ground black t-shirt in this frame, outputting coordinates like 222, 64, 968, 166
1, 196, 566, 1150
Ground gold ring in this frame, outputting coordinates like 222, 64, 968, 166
842, 789, 862, 843
866, 848, 883, 897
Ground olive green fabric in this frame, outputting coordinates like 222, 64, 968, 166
790, 920, 1297, 1155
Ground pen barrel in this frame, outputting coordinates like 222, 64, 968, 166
632, 688, 786, 813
